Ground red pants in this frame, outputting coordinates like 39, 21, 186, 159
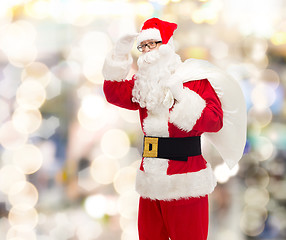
138, 196, 209, 240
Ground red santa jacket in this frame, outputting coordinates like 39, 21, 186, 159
103, 73, 223, 200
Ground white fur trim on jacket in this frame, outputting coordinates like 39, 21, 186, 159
169, 88, 206, 132
137, 28, 162, 45
102, 52, 133, 81
143, 106, 170, 137
135, 163, 217, 200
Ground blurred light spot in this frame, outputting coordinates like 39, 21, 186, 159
82, 60, 105, 84
118, 191, 139, 219
113, 167, 137, 194
101, 129, 130, 159
8, 181, 38, 207
80, 31, 110, 56
0, 77, 18, 99
240, 206, 267, 236
0, 99, 10, 123
76, 220, 103, 240
260, 69, 280, 89
135, 2, 154, 17
214, 229, 240, 240
186, 46, 208, 59
245, 167, 269, 188
151, 0, 170, 4
223, 0, 276, 37
49, 213, 75, 239
16, 81, 46, 110
248, 107, 272, 127
0, 21, 38, 67
77, 95, 107, 131
82, 95, 104, 119
24, 0, 50, 19
7, 226, 36, 240
0, 20, 37, 52
210, 41, 229, 59
61, 0, 94, 26
250, 40, 268, 62
12, 144, 43, 174
271, 31, 286, 46
251, 83, 276, 110
9, 205, 38, 230
255, 137, 275, 161
244, 187, 269, 207
120, 216, 138, 240
45, 74, 61, 100
22, 62, 51, 87
84, 194, 106, 218
34, 116, 60, 139
121, 222, 138, 240
12, 108, 42, 134
0, 165, 26, 194
118, 108, 139, 123
0, 6, 13, 28
52, 61, 81, 85
191, 2, 220, 25
0, 121, 28, 150
84, 1, 133, 16
7, 44, 37, 68
90, 155, 120, 185
214, 163, 239, 183
78, 167, 100, 192
84, 194, 117, 219
80, 31, 111, 83
263, 123, 286, 150
76, 85, 94, 99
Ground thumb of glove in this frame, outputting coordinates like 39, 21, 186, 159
166, 75, 184, 102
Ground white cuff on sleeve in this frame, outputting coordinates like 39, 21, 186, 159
102, 52, 133, 81
169, 88, 206, 132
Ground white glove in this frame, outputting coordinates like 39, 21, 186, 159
113, 33, 138, 59
166, 74, 184, 102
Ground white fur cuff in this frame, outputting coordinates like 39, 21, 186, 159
135, 163, 217, 200
102, 52, 133, 81
169, 88, 206, 132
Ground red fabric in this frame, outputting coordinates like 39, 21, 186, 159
138, 196, 209, 240
166, 78, 223, 175
104, 75, 222, 239
103, 77, 223, 175
141, 18, 177, 44
103, 77, 139, 111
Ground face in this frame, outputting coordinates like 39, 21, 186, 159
139, 39, 162, 53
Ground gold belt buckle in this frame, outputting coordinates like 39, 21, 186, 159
143, 137, 158, 158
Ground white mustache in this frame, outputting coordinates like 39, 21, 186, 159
137, 49, 161, 67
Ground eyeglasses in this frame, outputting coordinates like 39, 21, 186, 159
137, 41, 162, 52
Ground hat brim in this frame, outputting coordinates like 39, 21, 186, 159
137, 28, 162, 46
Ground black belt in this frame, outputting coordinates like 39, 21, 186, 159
142, 136, 201, 161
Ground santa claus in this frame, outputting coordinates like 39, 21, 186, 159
102, 18, 247, 240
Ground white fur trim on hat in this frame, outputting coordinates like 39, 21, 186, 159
169, 88, 206, 132
137, 28, 162, 45
135, 163, 217, 200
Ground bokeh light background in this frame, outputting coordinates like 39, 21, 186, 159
0, 0, 286, 239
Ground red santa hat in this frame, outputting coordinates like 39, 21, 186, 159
137, 18, 177, 45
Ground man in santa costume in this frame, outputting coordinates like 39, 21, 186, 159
102, 18, 246, 240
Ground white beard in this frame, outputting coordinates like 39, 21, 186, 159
132, 45, 182, 112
